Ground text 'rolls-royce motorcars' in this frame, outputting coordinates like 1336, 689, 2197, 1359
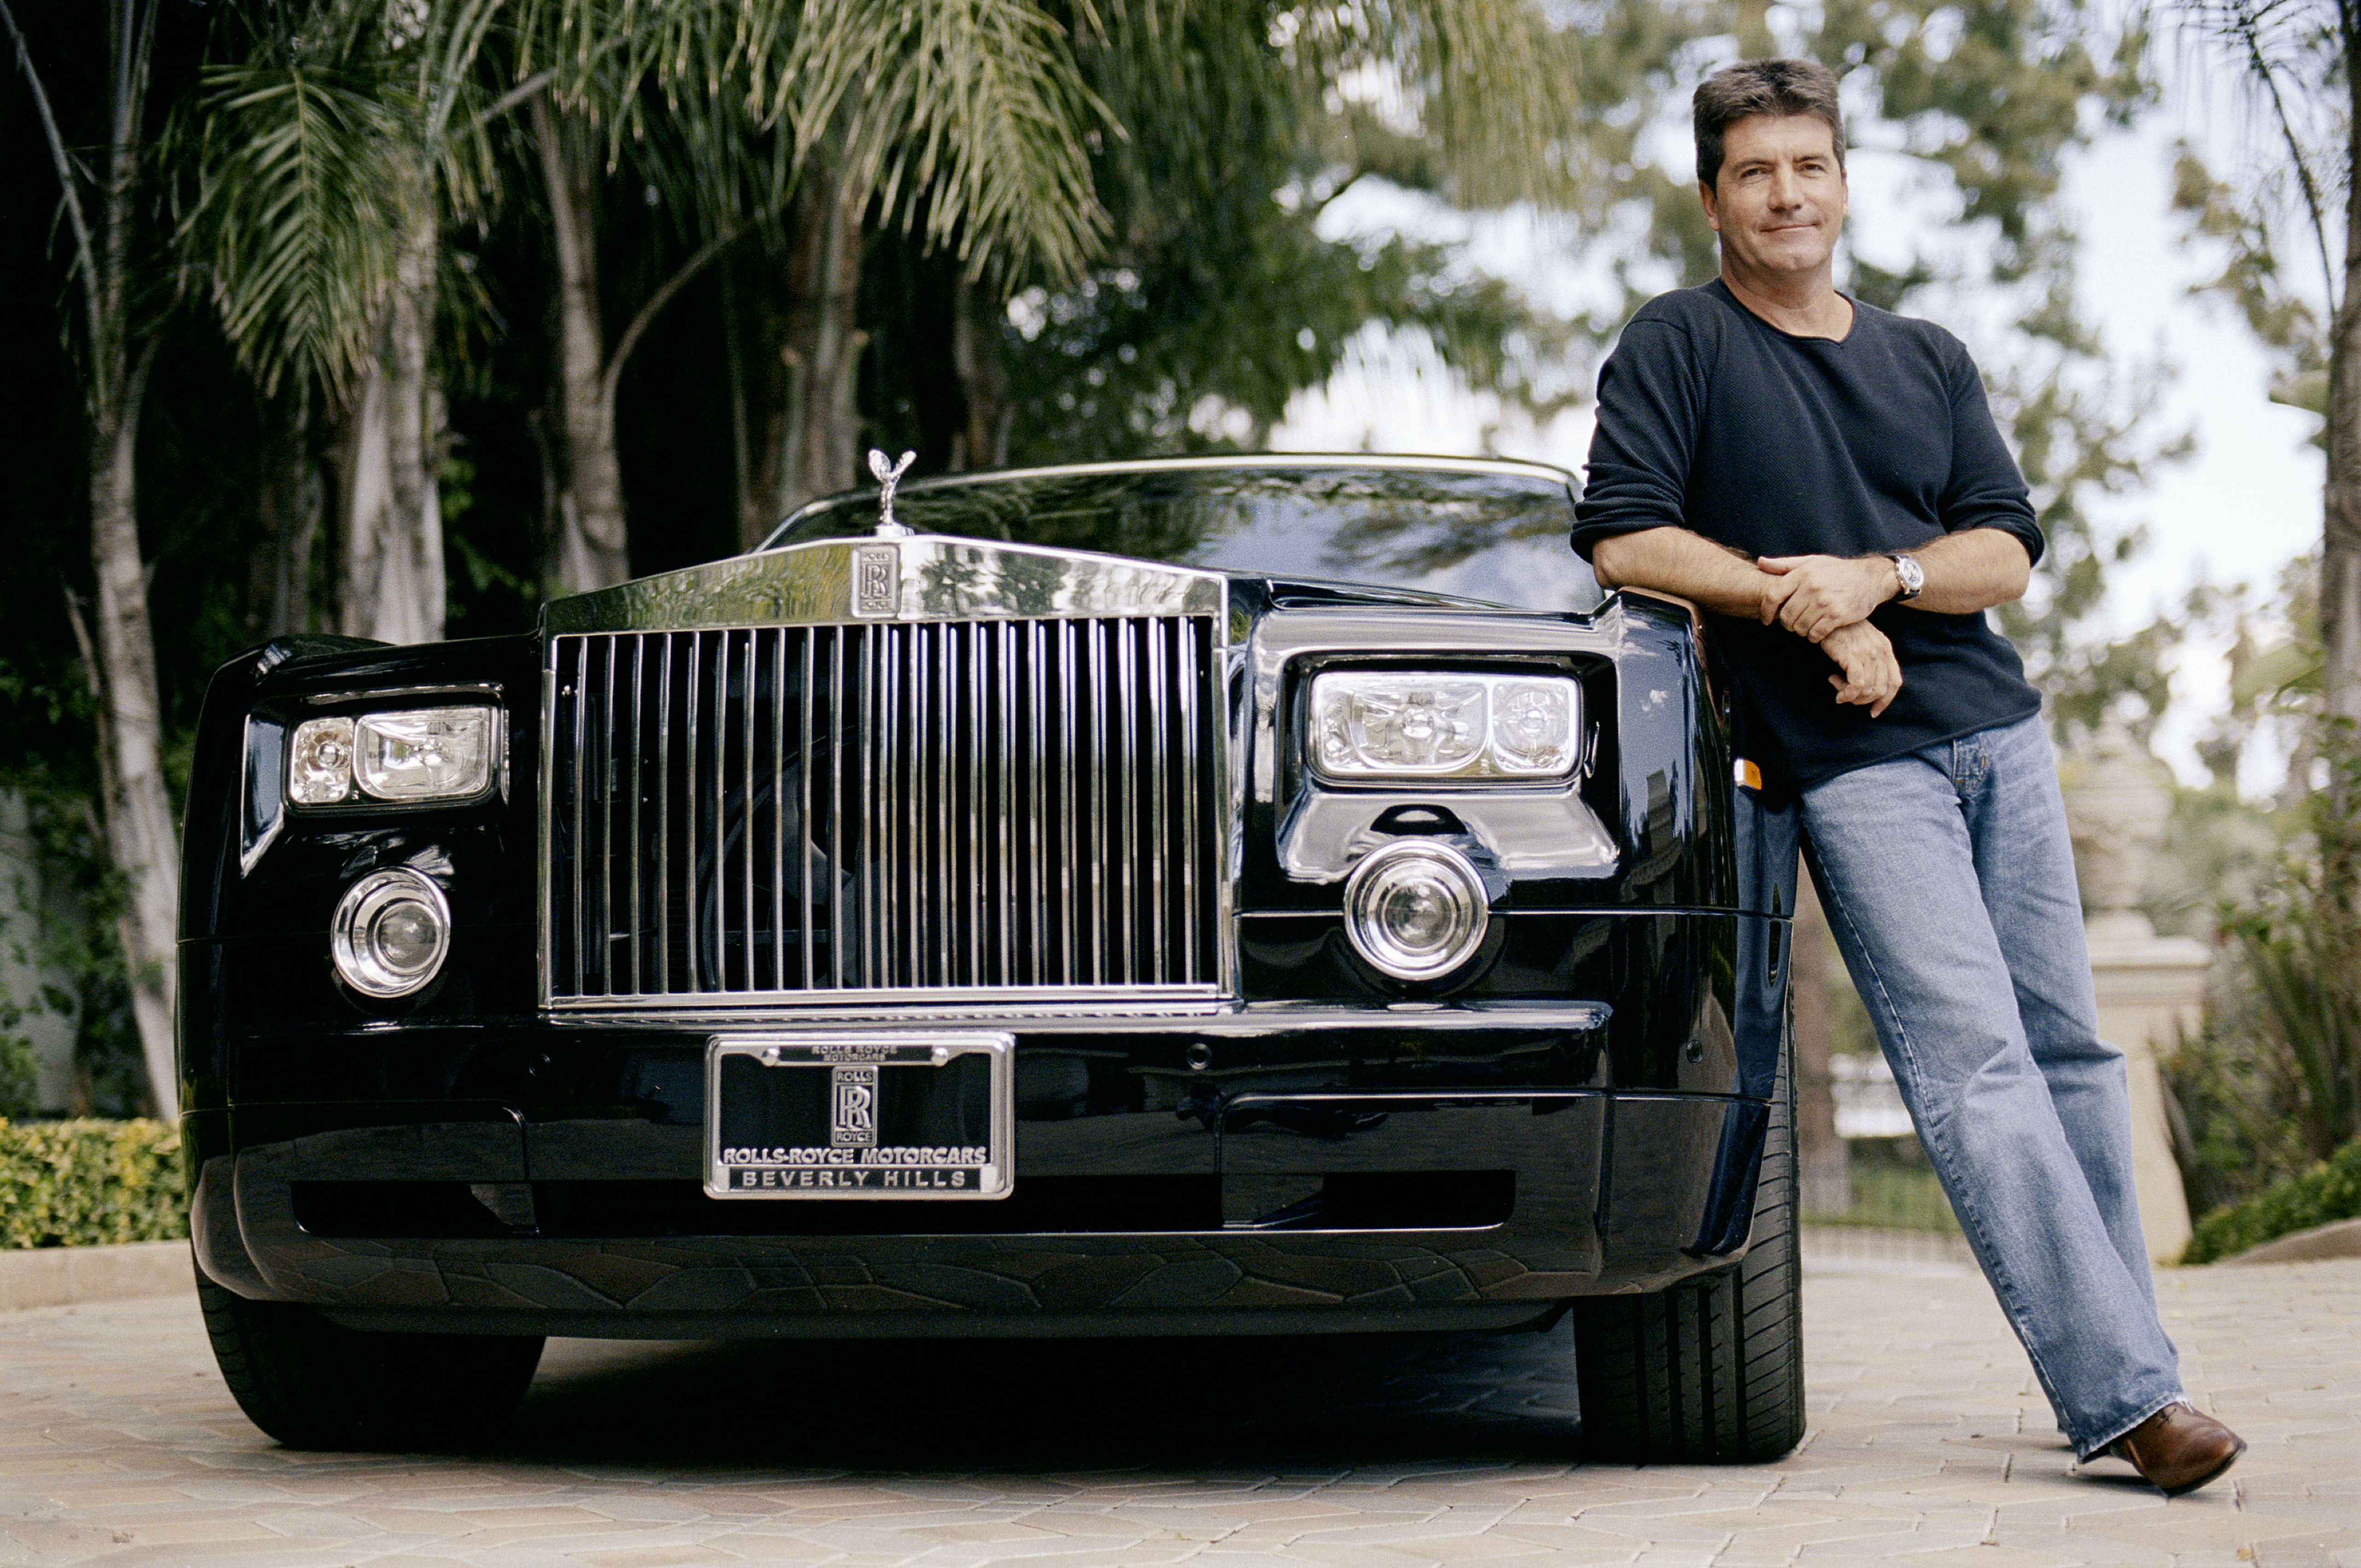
179, 455, 1800, 1459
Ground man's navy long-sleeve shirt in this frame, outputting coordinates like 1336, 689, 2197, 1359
1570, 280, 2046, 790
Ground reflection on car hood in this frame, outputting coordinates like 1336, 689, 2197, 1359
542, 535, 1227, 634
760, 457, 1598, 618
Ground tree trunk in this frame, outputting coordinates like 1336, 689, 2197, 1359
85, 397, 180, 1121
2326, 53, 2361, 732
2320, 43, 2361, 910
338, 211, 444, 646
250, 378, 321, 639
533, 95, 631, 597
951, 274, 1013, 471
57, 0, 180, 1120
752, 166, 867, 539
1792, 876, 1848, 1215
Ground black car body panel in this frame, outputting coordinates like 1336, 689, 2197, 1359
180, 457, 1794, 1341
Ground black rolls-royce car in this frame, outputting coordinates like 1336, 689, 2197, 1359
180, 455, 1801, 1459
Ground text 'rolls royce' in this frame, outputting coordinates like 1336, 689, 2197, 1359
179, 456, 1801, 1459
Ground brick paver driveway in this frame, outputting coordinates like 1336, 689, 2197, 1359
3, 1248, 2354, 1567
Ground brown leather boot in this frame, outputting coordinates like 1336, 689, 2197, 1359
2105, 1402, 2245, 1496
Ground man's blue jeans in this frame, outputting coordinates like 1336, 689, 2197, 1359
1794, 713, 2183, 1458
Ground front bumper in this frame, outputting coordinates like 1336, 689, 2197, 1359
187, 1004, 1767, 1338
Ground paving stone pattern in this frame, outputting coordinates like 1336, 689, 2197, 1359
1, 1251, 2354, 1566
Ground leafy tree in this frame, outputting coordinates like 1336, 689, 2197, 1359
908, 0, 1587, 472
182, 0, 508, 645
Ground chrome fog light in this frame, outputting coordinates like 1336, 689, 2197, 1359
331, 869, 452, 998
1343, 840, 1490, 981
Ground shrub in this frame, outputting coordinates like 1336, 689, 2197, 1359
0, 1032, 34, 1121
2182, 1135, 2361, 1264
2166, 722, 2361, 1216
0, 1117, 186, 1249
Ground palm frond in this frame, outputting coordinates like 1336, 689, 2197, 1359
2174, 0, 2347, 312
183, 54, 423, 394
782, 0, 1111, 282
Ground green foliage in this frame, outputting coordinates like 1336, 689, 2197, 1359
180, 49, 424, 396
990, 0, 1584, 465
0, 1118, 186, 1250
2168, 998, 2319, 1218
2181, 1133, 2361, 1264
778, 0, 1110, 283
2170, 143, 2327, 389
0, 1032, 34, 1122
2166, 721, 2361, 1215
178, 0, 504, 398
1003, 226, 1561, 463
0, 693, 150, 1121
2165, 0, 2346, 358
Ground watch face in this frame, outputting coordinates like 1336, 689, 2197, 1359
1893, 553, 1924, 597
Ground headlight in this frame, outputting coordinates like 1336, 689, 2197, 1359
1309, 672, 1579, 781
331, 869, 452, 997
289, 706, 498, 806
288, 717, 357, 804
1343, 839, 1491, 981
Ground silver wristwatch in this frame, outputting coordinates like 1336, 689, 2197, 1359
1885, 551, 1924, 602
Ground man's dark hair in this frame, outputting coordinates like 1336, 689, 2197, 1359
1693, 58, 1845, 187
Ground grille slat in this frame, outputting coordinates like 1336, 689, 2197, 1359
548, 614, 1220, 1004
1179, 615, 1201, 983
1024, 623, 1044, 982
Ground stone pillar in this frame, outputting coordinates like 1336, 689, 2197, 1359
2060, 718, 2200, 1263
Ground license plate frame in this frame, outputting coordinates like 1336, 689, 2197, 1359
703, 1032, 1014, 1200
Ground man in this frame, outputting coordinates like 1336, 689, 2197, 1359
1569, 57, 2244, 1496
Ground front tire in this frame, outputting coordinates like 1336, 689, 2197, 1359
1571, 1034, 1805, 1463
196, 1269, 544, 1450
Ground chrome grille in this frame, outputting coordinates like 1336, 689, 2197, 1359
544, 616, 1223, 1004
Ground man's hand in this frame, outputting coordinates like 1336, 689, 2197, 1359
1822, 620, 1901, 716
1752, 565, 1802, 629
1755, 553, 1895, 642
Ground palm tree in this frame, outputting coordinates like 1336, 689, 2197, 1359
188, 0, 1116, 593
2174, 0, 2355, 723
516, 0, 1113, 584
183, 0, 503, 645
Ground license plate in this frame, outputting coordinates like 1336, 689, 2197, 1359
704, 1033, 1013, 1200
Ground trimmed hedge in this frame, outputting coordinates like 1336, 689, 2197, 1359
2182, 1135, 2361, 1265
0, 1118, 187, 1249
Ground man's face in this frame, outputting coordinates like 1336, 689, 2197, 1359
1700, 113, 1847, 287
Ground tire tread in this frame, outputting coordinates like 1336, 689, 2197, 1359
196, 1267, 543, 1451
1572, 1026, 1806, 1463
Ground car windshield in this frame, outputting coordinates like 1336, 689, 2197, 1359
765, 461, 1603, 615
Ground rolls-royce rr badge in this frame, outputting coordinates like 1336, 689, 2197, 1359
830, 1064, 879, 1149
851, 544, 898, 617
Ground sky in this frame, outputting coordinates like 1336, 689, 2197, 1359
1268, 61, 2330, 795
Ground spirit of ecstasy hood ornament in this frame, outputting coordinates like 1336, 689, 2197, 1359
867, 448, 917, 538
